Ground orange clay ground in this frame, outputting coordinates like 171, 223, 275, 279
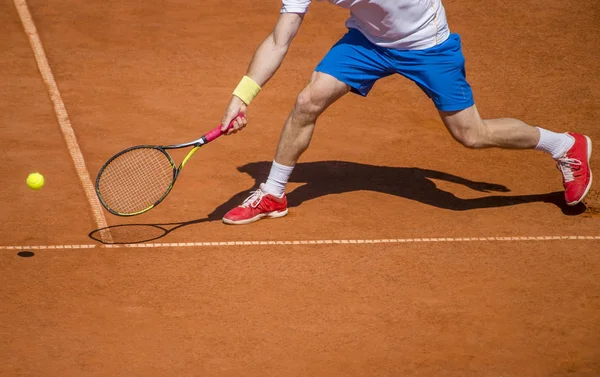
1, 1, 599, 376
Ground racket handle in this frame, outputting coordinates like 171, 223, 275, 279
204, 112, 245, 143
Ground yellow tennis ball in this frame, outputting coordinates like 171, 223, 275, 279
26, 172, 44, 190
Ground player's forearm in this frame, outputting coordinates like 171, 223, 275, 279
245, 34, 289, 87
230, 36, 288, 106
245, 11, 304, 86
231, 13, 303, 107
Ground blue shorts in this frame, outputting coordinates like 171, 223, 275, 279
315, 29, 474, 112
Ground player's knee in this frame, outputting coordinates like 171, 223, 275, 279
294, 87, 326, 120
459, 133, 481, 148
440, 106, 490, 149
452, 122, 489, 149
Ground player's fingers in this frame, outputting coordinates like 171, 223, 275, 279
221, 116, 233, 132
227, 119, 241, 135
233, 116, 246, 131
222, 111, 239, 133
223, 109, 247, 135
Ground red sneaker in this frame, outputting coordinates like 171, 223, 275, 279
222, 184, 288, 225
556, 133, 593, 206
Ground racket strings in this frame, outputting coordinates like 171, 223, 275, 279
97, 148, 175, 214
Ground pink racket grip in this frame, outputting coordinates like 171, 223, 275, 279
204, 112, 245, 143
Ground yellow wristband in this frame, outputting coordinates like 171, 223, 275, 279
233, 76, 262, 105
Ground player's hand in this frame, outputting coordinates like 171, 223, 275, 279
221, 96, 248, 135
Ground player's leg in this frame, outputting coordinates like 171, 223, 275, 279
439, 105, 592, 205
439, 104, 541, 149
273, 71, 350, 167
221, 73, 349, 225
261, 71, 350, 203
223, 28, 394, 224
393, 33, 592, 206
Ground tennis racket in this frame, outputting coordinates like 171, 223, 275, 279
95, 114, 243, 216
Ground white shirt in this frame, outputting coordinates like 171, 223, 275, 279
281, 0, 450, 50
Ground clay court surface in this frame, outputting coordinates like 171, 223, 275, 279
1, 0, 600, 376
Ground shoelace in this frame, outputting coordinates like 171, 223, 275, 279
557, 157, 582, 183
240, 188, 267, 208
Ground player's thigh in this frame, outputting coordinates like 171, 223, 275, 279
314, 28, 394, 98
439, 104, 483, 130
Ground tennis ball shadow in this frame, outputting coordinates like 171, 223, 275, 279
17, 251, 35, 258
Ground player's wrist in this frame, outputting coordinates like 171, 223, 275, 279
233, 76, 261, 105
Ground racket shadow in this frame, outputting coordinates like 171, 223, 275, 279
89, 218, 211, 244
88, 190, 254, 244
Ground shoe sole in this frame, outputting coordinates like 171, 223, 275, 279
566, 135, 593, 206
222, 209, 289, 225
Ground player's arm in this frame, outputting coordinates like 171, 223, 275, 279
221, 12, 305, 133
245, 12, 305, 87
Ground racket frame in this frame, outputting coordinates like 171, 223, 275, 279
95, 116, 240, 216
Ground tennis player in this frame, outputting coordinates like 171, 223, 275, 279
219, 0, 593, 225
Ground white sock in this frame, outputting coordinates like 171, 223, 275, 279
264, 160, 294, 197
535, 127, 574, 159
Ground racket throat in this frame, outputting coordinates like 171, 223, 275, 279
180, 145, 201, 169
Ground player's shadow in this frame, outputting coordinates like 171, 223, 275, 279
89, 160, 584, 244
209, 160, 581, 218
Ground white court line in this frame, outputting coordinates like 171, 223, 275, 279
1, 236, 599, 250
14, 0, 113, 244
